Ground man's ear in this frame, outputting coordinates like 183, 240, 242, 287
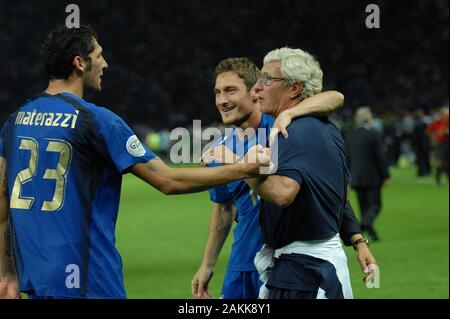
289, 82, 303, 100
73, 56, 85, 72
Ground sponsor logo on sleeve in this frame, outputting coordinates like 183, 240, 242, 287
126, 135, 146, 157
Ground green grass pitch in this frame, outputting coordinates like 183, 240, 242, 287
116, 166, 449, 299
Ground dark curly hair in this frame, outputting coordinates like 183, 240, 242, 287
213, 57, 260, 91
42, 25, 98, 80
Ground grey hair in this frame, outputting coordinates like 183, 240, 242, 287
263, 47, 323, 99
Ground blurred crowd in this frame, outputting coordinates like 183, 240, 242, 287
332, 106, 449, 185
143, 105, 449, 186
0, 0, 448, 129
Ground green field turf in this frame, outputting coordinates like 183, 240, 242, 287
116, 165, 449, 299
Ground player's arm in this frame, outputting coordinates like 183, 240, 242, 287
246, 175, 299, 207
340, 201, 377, 279
0, 157, 20, 299
340, 201, 362, 246
350, 232, 378, 283
130, 150, 269, 195
199, 145, 295, 205
291, 90, 344, 115
0, 156, 14, 278
271, 91, 344, 140
191, 202, 234, 299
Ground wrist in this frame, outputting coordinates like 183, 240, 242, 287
352, 237, 369, 251
200, 261, 215, 270
282, 108, 294, 119
241, 162, 258, 177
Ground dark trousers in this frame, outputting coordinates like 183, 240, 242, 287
353, 186, 382, 236
436, 142, 449, 185
416, 150, 431, 176
267, 254, 345, 299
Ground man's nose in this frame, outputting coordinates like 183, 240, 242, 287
216, 93, 229, 105
251, 83, 263, 98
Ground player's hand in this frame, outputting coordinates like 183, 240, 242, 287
0, 276, 21, 299
241, 144, 270, 164
241, 145, 273, 176
191, 266, 214, 299
200, 145, 239, 166
269, 110, 292, 146
355, 243, 378, 284
383, 178, 391, 187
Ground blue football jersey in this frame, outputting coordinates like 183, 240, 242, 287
208, 114, 274, 271
0, 92, 156, 298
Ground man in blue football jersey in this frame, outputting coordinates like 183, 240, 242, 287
191, 57, 377, 299
0, 25, 270, 299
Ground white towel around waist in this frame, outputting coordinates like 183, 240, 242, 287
254, 234, 353, 299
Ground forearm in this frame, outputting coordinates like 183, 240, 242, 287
0, 156, 15, 278
200, 203, 234, 268
287, 91, 344, 118
0, 196, 15, 278
0, 216, 16, 278
245, 177, 271, 200
132, 159, 261, 195
245, 175, 297, 207
162, 163, 258, 194
340, 202, 363, 246
350, 233, 364, 243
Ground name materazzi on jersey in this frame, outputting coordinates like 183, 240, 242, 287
15, 109, 79, 128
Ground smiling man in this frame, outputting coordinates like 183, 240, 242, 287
192, 56, 376, 300
0, 25, 270, 299
247, 47, 354, 299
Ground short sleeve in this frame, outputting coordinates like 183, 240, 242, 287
209, 186, 233, 203
89, 107, 156, 173
207, 161, 233, 203
272, 129, 305, 186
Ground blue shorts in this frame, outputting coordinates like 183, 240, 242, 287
221, 271, 262, 299
267, 253, 345, 299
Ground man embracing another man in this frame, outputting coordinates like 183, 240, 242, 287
248, 47, 353, 299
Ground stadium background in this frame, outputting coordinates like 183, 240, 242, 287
0, 0, 448, 298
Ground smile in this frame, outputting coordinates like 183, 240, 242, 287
221, 106, 236, 113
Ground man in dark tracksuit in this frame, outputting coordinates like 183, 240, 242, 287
412, 110, 431, 177
344, 106, 390, 241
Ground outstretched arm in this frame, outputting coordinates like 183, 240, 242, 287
191, 202, 234, 299
130, 149, 270, 195
0, 157, 20, 299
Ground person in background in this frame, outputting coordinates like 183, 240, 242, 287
344, 106, 390, 241
427, 107, 449, 186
